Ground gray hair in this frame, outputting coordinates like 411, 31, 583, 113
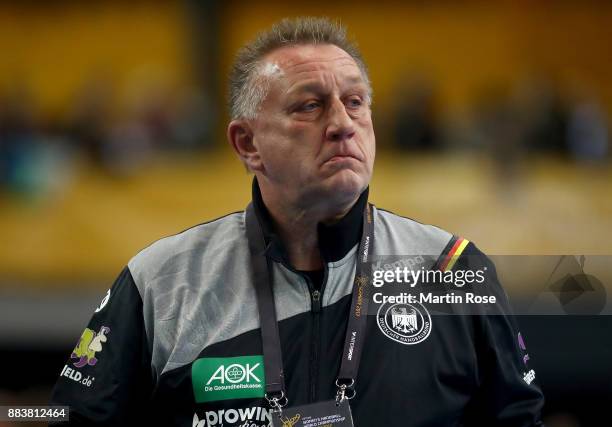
228, 17, 371, 120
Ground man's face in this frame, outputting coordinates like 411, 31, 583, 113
249, 44, 375, 209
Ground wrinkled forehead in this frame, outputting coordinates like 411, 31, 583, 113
260, 44, 366, 87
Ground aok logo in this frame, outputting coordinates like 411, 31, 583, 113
205, 363, 261, 388
192, 356, 265, 403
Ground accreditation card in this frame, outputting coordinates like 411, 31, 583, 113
271, 400, 353, 427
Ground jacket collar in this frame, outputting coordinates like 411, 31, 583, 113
251, 178, 368, 265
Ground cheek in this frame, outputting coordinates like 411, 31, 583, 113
356, 118, 376, 155
269, 122, 319, 158
255, 120, 317, 174
254, 112, 326, 163
284, 121, 317, 144
258, 115, 306, 144
255, 118, 289, 153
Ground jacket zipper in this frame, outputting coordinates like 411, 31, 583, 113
310, 286, 321, 403
304, 264, 328, 403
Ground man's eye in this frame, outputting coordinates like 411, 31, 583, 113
300, 102, 320, 112
346, 97, 363, 108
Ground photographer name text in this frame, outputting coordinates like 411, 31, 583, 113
373, 291, 496, 305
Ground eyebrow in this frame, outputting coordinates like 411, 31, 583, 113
287, 75, 367, 96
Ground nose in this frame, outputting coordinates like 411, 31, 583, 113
325, 99, 355, 142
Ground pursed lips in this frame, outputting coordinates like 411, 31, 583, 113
323, 151, 363, 164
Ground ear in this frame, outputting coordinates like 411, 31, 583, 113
227, 119, 264, 172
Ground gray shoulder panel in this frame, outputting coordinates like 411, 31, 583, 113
373, 207, 454, 256
127, 212, 245, 297
127, 212, 312, 377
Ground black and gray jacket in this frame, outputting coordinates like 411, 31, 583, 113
50, 183, 544, 426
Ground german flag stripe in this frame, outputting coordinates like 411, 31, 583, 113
439, 237, 470, 271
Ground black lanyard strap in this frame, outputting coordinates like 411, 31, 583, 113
246, 201, 374, 407
245, 203, 286, 399
337, 202, 373, 392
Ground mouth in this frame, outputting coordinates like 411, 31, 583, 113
324, 152, 363, 164
328, 155, 357, 162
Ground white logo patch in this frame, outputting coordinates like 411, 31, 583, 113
95, 289, 111, 313
376, 301, 432, 345
523, 369, 536, 385
205, 363, 261, 386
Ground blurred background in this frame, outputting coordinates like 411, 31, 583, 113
0, 0, 611, 425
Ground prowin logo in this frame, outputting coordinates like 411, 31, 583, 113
192, 406, 271, 427
192, 356, 265, 403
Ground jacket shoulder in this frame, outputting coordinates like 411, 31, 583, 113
127, 211, 245, 292
374, 206, 454, 257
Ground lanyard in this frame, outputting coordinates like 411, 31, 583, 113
245, 201, 374, 411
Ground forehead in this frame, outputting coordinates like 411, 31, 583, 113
262, 44, 364, 85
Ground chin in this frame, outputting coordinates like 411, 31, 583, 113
325, 169, 368, 199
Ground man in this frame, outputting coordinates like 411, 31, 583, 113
50, 17, 544, 426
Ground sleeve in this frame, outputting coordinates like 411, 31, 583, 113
457, 242, 545, 427
49, 266, 153, 426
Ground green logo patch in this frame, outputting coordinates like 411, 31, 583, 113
192, 355, 265, 403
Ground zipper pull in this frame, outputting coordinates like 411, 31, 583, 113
311, 290, 321, 312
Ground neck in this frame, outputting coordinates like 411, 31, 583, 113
258, 185, 359, 271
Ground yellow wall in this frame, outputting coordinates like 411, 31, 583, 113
220, 1, 612, 120
0, 1, 195, 116
2, 1, 611, 119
